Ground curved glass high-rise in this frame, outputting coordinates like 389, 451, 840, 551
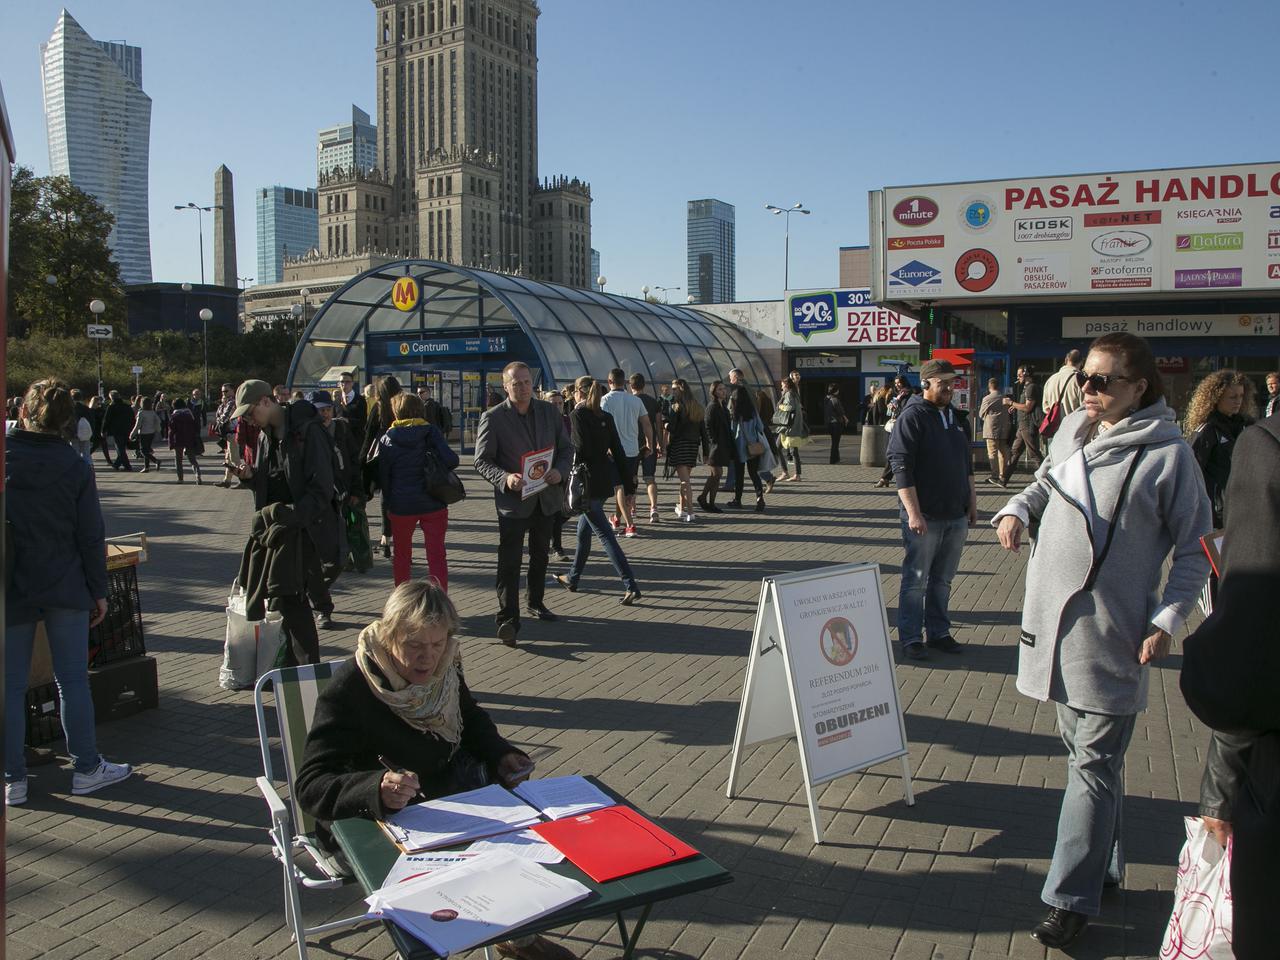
41, 9, 153, 284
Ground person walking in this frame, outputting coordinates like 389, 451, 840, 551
378, 392, 459, 589
69, 388, 93, 461
1185, 369, 1256, 530
600, 368, 653, 538
212, 383, 239, 487
5, 378, 133, 805
102, 390, 134, 471
361, 375, 403, 559
1041, 349, 1086, 425
824, 382, 849, 464
698, 380, 733, 513
728, 385, 770, 512
875, 377, 914, 487
154, 392, 171, 438
473, 362, 572, 647
629, 373, 664, 524
167, 397, 203, 484
130, 397, 163, 472
774, 378, 808, 481
306, 389, 360, 628
756, 387, 785, 489
544, 390, 572, 560
978, 378, 1012, 487
1002, 366, 1045, 483
993, 333, 1212, 950
1264, 370, 1279, 418
87, 395, 109, 466
665, 379, 707, 521
189, 388, 207, 431
554, 377, 641, 604
338, 371, 368, 440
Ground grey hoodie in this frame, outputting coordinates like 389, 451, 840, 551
993, 400, 1211, 714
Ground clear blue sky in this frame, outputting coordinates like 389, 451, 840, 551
3, 0, 1278, 300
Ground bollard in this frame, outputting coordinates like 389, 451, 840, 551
860, 426, 888, 468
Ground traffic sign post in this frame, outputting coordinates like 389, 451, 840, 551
86, 323, 113, 399
131, 365, 143, 396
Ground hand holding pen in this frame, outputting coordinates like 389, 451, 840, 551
377, 755, 425, 812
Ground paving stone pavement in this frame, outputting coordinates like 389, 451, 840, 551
6, 448, 1213, 960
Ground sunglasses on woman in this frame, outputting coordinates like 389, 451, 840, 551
1074, 370, 1132, 393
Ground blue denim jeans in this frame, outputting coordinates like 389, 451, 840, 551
568, 500, 638, 592
896, 514, 967, 647
1042, 704, 1135, 915
6, 608, 102, 781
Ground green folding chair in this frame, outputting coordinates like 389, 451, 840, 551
254, 662, 373, 960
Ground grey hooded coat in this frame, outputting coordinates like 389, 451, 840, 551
992, 400, 1211, 715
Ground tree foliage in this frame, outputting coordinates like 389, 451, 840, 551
7, 165, 127, 339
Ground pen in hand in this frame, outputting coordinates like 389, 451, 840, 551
377, 754, 426, 802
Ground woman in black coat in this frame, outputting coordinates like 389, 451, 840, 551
553, 376, 640, 604
698, 380, 733, 513
360, 375, 402, 558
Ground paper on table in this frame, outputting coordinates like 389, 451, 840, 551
382, 784, 542, 853
468, 829, 566, 864
381, 851, 487, 888
513, 776, 614, 821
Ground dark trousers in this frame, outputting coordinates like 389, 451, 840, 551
829, 427, 844, 464
495, 504, 553, 625
139, 433, 160, 467
733, 458, 763, 501
271, 594, 320, 666
308, 563, 342, 617
1004, 424, 1044, 480
175, 451, 202, 482
785, 446, 802, 476
110, 433, 132, 470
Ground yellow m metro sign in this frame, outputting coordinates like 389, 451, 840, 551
392, 276, 419, 312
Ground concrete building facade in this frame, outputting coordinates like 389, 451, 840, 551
318, 104, 377, 178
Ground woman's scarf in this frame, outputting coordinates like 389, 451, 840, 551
355, 621, 462, 744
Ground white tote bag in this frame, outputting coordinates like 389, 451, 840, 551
218, 584, 286, 690
1160, 817, 1233, 960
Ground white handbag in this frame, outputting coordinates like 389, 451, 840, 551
1160, 816, 1234, 959
218, 583, 286, 690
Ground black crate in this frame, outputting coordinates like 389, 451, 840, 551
26, 682, 63, 747
89, 565, 145, 667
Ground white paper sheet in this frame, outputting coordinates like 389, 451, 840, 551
380, 851, 488, 887
513, 776, 614, 821
382, 784, 542, 853
467, 829, 566, 864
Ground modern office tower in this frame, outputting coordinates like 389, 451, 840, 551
213, 165, 238, 288
317, 105, 377, 178
687, 199, 736, 303
313, 0, 591, 285
41, 9, 153, 284
591, 249, 601, 290
256, 186, 319, 284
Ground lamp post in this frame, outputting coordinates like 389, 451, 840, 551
199, 307, 213, 400
686, 295, 696, 304
180, 280, 192, 335
641, 285, 650, 302
596, 275, 607, 293
764, 202, 811, 292
173, 201, 222, 284
237, 276, 255, 291
653, 285, 681, 303
290, 304, 303, 345
89, 299, 106, 398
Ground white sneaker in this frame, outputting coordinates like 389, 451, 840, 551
682, 512, 694, 523
71, 758, 132, 796
6, 779, 28, 806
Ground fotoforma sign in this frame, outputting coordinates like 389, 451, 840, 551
726, 563, 914, 843
871, 161, 1280, 301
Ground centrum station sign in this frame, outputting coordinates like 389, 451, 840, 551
871, 161, 1280, 301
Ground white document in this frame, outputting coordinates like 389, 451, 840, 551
513, 776, 614, 821
381, 851, 487, 887
366, 852, 591, 957
520, 446, 554, 499
468, 829, 566, 864
382, 784, 542, 853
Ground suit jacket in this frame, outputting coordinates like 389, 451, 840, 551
474, 397, 572, 518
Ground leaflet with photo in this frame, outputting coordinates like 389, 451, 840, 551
520, 446, 554, 499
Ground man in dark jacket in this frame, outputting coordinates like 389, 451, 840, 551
886, 359, 977, 661
1181, 412, 1280, 960
231, 380, 343, 665
337, 371, 367, 440
306, 389, 359, 629
101, 390, 135, 471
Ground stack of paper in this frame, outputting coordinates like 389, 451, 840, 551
366, 851, 591, 957
382, 784, 542, 853
381, 851, 486, 887
513, 775, 614, 821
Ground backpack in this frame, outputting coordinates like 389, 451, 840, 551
76, 417, 92, 443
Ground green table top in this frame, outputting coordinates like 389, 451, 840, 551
331, 777, 732, 960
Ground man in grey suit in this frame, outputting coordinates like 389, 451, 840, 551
474, 361, 573, 646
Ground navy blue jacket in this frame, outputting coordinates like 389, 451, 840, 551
377, 421, 459, 516
6, 429, 107, 625
886, 395, 973, 521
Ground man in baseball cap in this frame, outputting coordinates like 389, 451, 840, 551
231, 379, 272, 420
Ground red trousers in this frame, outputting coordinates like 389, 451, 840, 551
388, 509, 449, 590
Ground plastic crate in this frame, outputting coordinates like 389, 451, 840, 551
88, 565, 145, 667
26, 682, 63, 747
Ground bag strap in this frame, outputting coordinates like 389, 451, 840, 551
1083, 445, 1146, 591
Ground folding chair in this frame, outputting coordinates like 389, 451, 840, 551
254, 662, 374, 960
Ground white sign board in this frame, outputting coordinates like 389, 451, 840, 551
784, 289, 920, 349
1062, 312, 1279, 339
726, 563, 913, 843
130, 365, 144, 375
86, 324, 113, 340
873, 161, 1280, 301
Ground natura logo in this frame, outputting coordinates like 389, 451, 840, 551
789, 292, 837, 342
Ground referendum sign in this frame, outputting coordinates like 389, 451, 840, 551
784, 288, 919, 349
1062, 313, 1278, 339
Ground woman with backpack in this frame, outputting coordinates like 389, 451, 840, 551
728, 385, 770, 512
361, 375, 403, 559
377, 392, 459, 589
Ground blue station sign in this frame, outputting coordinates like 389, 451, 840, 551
383, 335, 509, 359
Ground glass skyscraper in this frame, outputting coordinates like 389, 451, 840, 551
687, 199, 735, 303
41, 10, 153, 284
317, 105, 377, 178
256, 186, 319, 284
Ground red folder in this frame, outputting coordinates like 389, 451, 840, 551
530, 805, 699, 883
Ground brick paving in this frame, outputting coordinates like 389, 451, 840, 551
6, 445, 1211, 960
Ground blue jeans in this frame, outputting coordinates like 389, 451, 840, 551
568, 500, 638, 592
896, 514, 967, 647
6, 608, 101, 781
1042, 704, 1134, 915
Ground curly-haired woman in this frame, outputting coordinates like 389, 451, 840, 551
1184, 369, 1257, 529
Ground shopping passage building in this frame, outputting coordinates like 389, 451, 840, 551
287, 260, 774, 451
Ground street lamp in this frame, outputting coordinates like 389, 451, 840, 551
199, 307, 213, 401
89, 299, 106, 398
686, 295, 696, 304
596, 275, 607, 293
764, 201, 811, 292
237, 276, 255, 291
641, 285, 650, 301
653, 285, 681, 303
173, 201, 222, 285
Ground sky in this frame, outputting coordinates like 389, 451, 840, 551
3, 0, 1279, 301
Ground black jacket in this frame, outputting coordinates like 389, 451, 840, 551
886, 395, 973, 521
570, 405, 632, 500
102, 399, 134, 437
236, 502, 327, 619
1181, 413, 1280, 960
295, 658, 522, 825
704, 401, 734, 468
5, 429, 107, 625
1190, 409, 1248, 528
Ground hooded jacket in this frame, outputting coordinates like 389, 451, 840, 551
236, 502, 327, 620
1190, 408, 1249, 528
993, 401, 1212, 714
6, 429, 108, 624
887, 394, 973, 521
377, 419, 459, 516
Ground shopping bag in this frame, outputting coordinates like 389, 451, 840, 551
1159, 817, 1233, 960
219, 585, 287, 690
344, 502, 373, 573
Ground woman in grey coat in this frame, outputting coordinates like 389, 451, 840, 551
992, 333, 1211, 950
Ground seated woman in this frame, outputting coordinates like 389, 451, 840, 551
296, 579, 575, 960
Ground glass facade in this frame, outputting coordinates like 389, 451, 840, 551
256, 186, 319, 284
317, 104, 377, 178
687, 198, 735, 304
41, 10, 153, 284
